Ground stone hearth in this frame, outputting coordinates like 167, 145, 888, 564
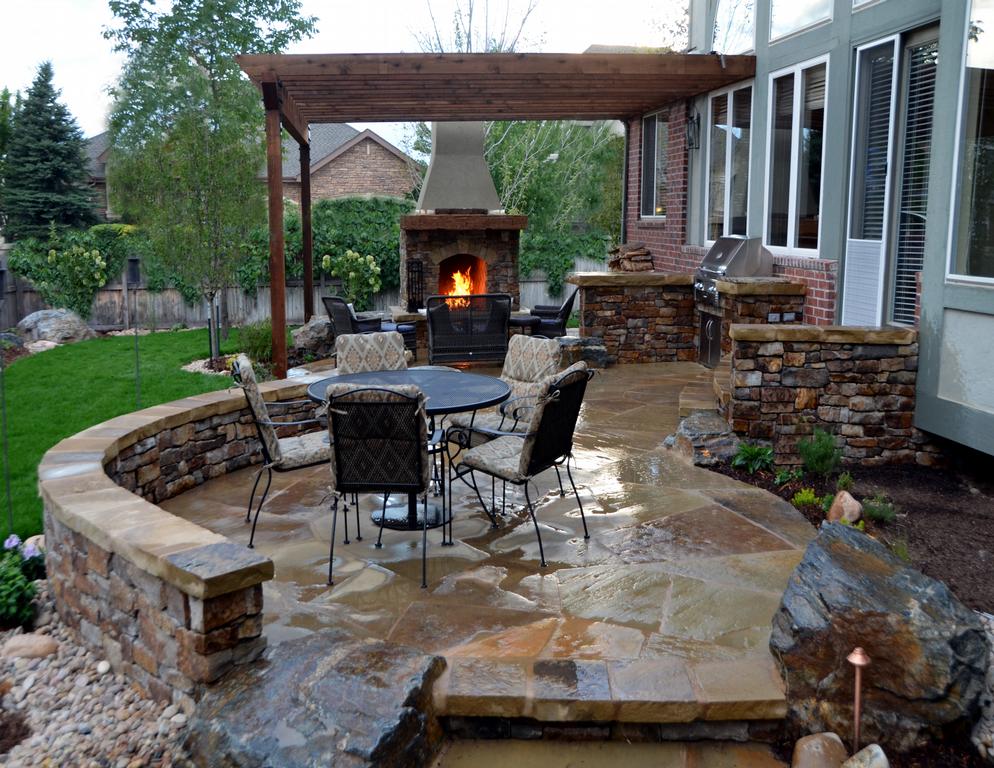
400, 213, 527, 309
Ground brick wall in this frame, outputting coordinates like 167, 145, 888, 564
624, 105, 695, 272
771, 256, 837, 325
727, 325, 941, 467
284, 137, 417, 203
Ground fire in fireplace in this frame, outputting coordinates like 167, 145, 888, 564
438, 254, 487, 305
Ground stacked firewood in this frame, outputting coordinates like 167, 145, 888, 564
608, 242, 653, 272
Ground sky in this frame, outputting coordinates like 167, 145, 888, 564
0, 0, 681, 150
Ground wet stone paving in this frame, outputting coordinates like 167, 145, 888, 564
163, 362, 814, 737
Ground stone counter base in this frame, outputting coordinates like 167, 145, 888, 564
727, 324, 942, 466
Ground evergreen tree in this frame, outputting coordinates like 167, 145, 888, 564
4, 62, 94, 240
0, 87, 16, 233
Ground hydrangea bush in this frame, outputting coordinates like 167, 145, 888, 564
321, 249, 382, 311
0, 534, 45, 629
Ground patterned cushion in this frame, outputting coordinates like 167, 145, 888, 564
325, 383, 430, 494
503, 334, 561, 389
517, 361, 589, 474
277, 431, 330, 470
460, 435, 529, 483
335, 332, 408, 375
233, 354, 282, 464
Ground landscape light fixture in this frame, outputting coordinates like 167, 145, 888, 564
847, 646, 871, 753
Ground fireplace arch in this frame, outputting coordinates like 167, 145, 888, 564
438, 254, 487, 298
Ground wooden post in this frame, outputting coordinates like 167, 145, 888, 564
264, 98, 287, 378
300, 142, 314, 322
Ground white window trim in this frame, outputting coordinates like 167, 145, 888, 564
842, 35, 900, 326
945, 6, 994, 287
640, 109, 669, 220
769, 2, 834, 44
704, 80, 754, 246
762, 53, 831, 258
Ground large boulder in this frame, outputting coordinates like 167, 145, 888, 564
16, 309, 95, 344
772, 523, 988, 752
291, 315, 335, 360
185, 629, 445, 767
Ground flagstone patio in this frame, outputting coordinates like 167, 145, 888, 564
161, 362, 815, 726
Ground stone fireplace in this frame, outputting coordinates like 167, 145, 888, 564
399, 122, 527, 309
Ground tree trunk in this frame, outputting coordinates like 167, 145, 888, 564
220, 287, 230, 340
207, 293, 221, 361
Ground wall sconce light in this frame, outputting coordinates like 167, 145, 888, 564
686, 112, 701, 151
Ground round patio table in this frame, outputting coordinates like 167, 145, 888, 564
306, 367, 511, 531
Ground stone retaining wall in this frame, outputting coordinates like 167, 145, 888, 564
727, 325, 940, 466
38, 376, 326, 710
570, 273, 696, 364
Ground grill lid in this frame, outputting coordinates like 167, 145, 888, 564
696, 236, 773, 279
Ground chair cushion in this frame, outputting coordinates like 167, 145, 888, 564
335, 331, 408, 374
234, 354, 282, 464
502, 335, 561, 398
277, 431, 330, 470
460, 435, 528, 483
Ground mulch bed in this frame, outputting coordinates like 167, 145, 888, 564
712, 447, 994, 613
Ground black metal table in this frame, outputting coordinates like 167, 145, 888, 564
306, 368, 511, 530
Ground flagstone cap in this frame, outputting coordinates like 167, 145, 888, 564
567, 272, 694, 287
729, 324, 917, 345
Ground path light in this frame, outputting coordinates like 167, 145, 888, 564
847, 646, 871, 753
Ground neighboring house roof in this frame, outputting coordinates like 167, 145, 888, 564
84, 123, 412, 181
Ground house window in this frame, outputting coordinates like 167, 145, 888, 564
771, 0, 832, 41
640, 114, 669, 217
707, 85, 752, 241
766, 60, 827, 251
950, 0, 994, 280
713, 0, 754, 54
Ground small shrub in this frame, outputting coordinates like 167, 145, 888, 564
791, 487, 819, 509
321, 249, 382, 311
798, 428, 842, 477
890, 537, 912, 563
821, 493, 836, 513
775, 468, 803, 486
836, 471, 855, 493
0, 535, 38, 629
239, 320, 273, 363
731, 443, 774, 474
863, 493, 898, 524
840, 518, 866, 532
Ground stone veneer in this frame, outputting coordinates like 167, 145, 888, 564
38, 376, 324, 710
727, 325, 941, 466
569, 272, 696, 365
698, 279, 807, 355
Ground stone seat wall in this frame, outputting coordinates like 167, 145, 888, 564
39, 375, 326, 710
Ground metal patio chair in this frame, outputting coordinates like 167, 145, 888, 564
231, 354, 355, 549
323, 295, 417, 359
334, 331, 408, 375
449, 361, 594, 567
425, 293, 511, 365
325, 383, 434, 587
529, 287, 579, 338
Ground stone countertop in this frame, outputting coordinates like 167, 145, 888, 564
729, 324, 917, 345
567, 271, 694, 287
713, 277, 806, 296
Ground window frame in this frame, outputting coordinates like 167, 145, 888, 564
704, 81, 755, 245
769, 0, 834, 43
640, 110, 669, 220
945, 2, 994, 286
762, 54, 831, 257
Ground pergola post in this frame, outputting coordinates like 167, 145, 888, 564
300, 143, 314, 322
263, 84, 287, 378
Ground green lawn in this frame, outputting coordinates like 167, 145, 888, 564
2, 329, 245, 539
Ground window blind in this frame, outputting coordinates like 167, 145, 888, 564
892, 40, 938, 326
855, 46, 894, 240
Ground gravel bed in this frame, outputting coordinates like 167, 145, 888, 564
0, 583, 194, 767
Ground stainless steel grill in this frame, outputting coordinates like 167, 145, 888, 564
693, 236, 773, 308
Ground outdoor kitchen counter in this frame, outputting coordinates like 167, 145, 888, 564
567, 271, 694, 287
713, 276, 807, 296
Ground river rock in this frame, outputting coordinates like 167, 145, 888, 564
291, 315, 334, 359
792, 732, 848, 768
185, 628, 445, 767
971, 611, 994, 762
771, 522, 988, 752
826, 491, 862, 524
1, 633, 59, 659
0, 332, 24, 349
17, 309, 96, 344
841, 744, 889, 768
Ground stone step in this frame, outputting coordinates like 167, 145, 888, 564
678, 379, 718, 417
712, 357, 732, 412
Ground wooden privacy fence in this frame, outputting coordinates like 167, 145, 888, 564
0, 244, 600, 331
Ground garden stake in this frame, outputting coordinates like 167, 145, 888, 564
847, 646, 871, 753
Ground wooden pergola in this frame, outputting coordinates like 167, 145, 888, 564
237, 52, 755, 377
